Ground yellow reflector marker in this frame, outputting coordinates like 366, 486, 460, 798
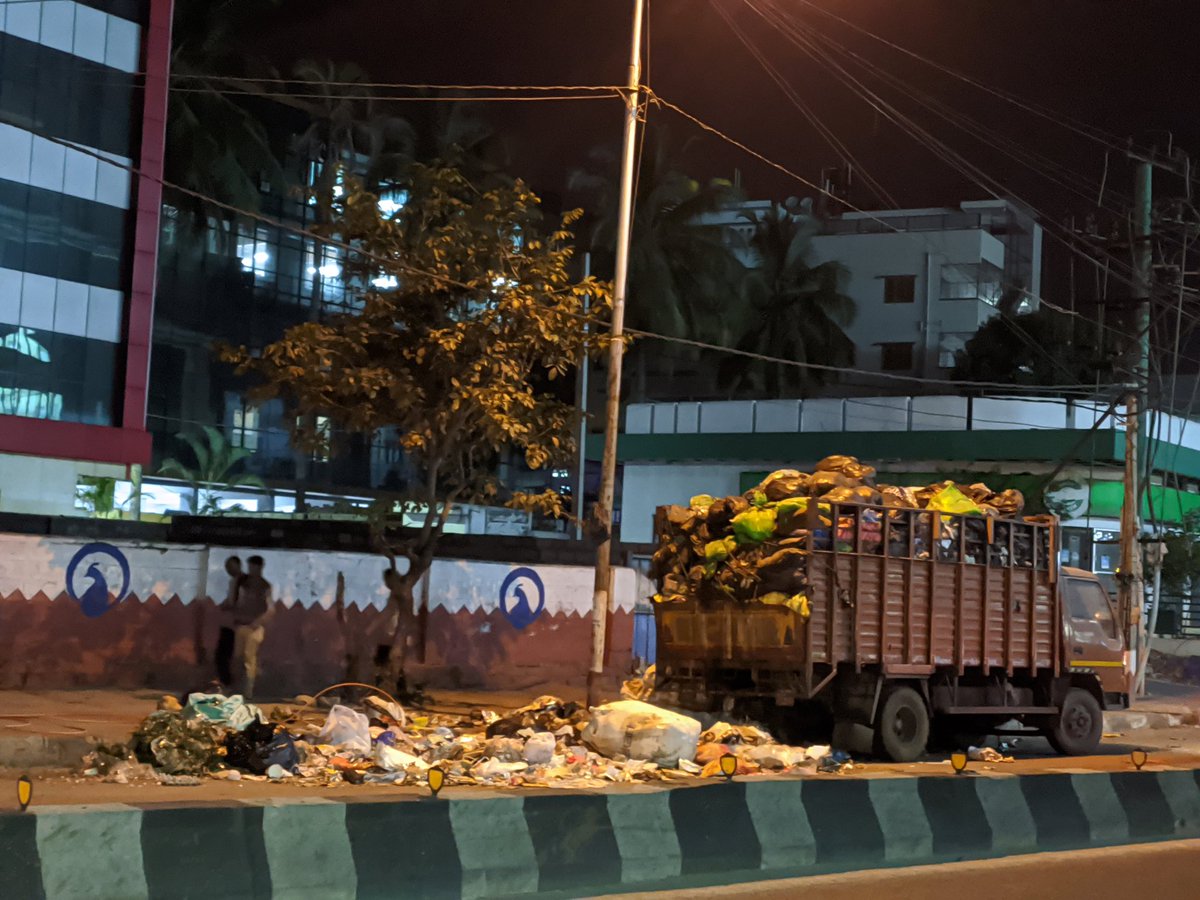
719, 753, 738, 779
17, 775, 32, 811
428, 766, 445, 798
950, 751, 969, 775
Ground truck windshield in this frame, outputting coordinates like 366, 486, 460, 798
1064, 578, 1118, 640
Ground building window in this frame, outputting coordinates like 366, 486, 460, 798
883, 275, 916, 303
940, 261, 1003, 306
232, 404, 260, 451
880, 342, 914, 371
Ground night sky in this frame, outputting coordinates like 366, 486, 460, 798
254, 1, 1200, 293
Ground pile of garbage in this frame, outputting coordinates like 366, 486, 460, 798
81, 687, 855, 790
651, 455, 1028, 606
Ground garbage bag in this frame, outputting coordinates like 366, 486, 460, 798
731, 507, 777, 545
823, 486, 857, 503
756, 469, 810, 501
704, 536, 738, 564
758, 592, 810, 617
522, 732, 556, 764
843, 462, 877, 484
990, 488, 1025, 517
222, 720, 277, 773
582, 700, 702, 767
184, 693, 265, 732
483, 737, 525, 762
319, 705, 372, 754
926, 483, 983, 516
690, 494, 715, 510
131, 711, 222, 776
881, 485, 918, 508
815, 455, 857, 473
706, 496, 750, 532
375, 742, 427, 772
808, 471, 851, 496
774, 496, 809, 530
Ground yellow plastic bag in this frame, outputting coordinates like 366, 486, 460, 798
925, 484, 983, 516
732, 507, 777, 545
690, 494, 715, 510
759, 592, 810, 618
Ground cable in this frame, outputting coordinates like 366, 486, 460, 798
169, 86, 622, 103
172, 75, 626, 93
6, 114, 1128, 397
786, 0, 1136, 157
709, 0, 896, 208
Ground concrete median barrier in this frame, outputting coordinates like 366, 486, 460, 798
3, 769, 1200, 899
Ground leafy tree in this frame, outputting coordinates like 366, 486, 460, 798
159, 426, 266, 515
722, 199, 855, 396
953, 307, 1112, 387
221, 165, 611, 681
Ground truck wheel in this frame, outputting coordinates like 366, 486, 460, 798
876, 687, 930, 762
1047, 688, 1102, 755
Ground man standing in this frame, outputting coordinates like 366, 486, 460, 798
231, 555, 273, 699
215, 556, 243, 690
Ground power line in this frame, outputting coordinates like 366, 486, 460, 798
173, 75, 626, 93
169, 86, 622, 103
708, 0, 897, 208
3, 115, 1125, 397
785, 0, 1136, 157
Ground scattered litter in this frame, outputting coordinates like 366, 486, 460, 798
84, 682, 858, 792
968, 746, 1014, 763
620, 665, 657, 701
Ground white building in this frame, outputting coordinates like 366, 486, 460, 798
707, 198, 1044, 384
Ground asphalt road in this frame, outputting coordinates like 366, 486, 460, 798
601, 839, 1200, 900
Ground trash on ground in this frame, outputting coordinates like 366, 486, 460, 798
582, 700, 702, 767
83, 684, 853, 791
968, 746, 1014, 763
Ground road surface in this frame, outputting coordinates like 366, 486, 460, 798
602, 839, 1200, 900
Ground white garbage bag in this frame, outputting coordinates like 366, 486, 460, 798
581, 700, 701, 767
522, 732, 556, 764
318, 704, 371, 754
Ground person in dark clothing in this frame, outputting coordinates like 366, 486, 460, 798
215, 556, 243, 689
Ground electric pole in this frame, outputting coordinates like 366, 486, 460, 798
1121, 161, 1151, 693
588, 0, 645, 707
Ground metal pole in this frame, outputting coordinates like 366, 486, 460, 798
575, 254, 591, 541
1137, 541, 1165, 695
588, 0, 644, 707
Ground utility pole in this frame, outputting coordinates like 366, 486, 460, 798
588, 0, 645, 707
1120, 161, 1151, 693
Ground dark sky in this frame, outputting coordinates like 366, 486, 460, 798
256, 0, 1200, 288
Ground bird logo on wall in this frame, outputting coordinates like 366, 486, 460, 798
65, 542, 132, 617
499, 567, 546, 630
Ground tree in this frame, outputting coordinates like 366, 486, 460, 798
572, 127, 747, 395
953, 307, 1112, 388
222, 165, 611, 685
159, 426, 266, 515
166, 0, 286, 229
722, 199, 855, 396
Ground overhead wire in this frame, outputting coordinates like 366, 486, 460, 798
2, 112, 1119, 397
708, 0, 897, 208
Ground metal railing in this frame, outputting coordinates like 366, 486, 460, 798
1151, 596, 1200, 638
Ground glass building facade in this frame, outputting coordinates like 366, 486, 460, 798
0, 0, 170, 518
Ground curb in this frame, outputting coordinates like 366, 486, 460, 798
0, 735, 93, 770
3, 768, 1200, 898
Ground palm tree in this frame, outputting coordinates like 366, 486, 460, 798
722, 199, 856, 396
165, 0, 287, 232
572, 127, 748, 397
159, 426, 265, 515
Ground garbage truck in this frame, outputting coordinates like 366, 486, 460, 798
651, 486, 1131, 762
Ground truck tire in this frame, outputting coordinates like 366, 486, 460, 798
876, 687, 930, 762
832, 720, 875, 756
1047, 688, 1103, 755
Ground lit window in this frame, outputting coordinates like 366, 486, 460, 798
2, 328, 50, 361
372, 274, 399, 290
377, 189, 408, 217
232, 405, 260, 451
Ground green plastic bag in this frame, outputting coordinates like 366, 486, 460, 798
690, 494, 715, 510
704, 536, 738, 563
926, 484, 983, 516
732, 507, 777, 545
